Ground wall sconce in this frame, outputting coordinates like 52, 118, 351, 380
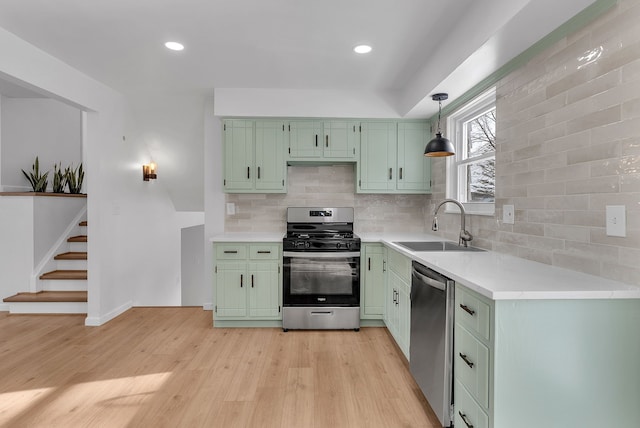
142, 161, 157, 181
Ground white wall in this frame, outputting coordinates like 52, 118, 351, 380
0, 196, 33, 308
204, 95, 224, 310
1, 98, 81, 191
181, 224, 205, 306
214, 88, 402, 118
0, 26, 185, 324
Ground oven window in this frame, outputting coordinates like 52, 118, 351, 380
289, 258, 356, 295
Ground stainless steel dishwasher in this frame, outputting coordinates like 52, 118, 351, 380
410, 261, 455, 428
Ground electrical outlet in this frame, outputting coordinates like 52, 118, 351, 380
606, 205, 626, 237
503, 205, 515, 224
226, 203, 236, 215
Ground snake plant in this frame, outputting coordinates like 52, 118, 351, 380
66, 163, 84, 194
22, 156, 49, 192
52, 162, 68, 193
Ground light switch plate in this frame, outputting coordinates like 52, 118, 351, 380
503, 205, 515, 224
606, 205, 626, 237
226, 203, 236, 215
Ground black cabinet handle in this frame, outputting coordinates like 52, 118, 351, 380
258, 166, 261, 179
459, 411, 474, 428
326, 135, 329, 147
368, 257, 371, 271
251, 274, 254, 288
389, 168, 392, 180
240, 274, 243, 288
399, 167, 403, 180
257, 250, 271, 254
247, 167, 250, 179
223, 250, 238, 254
460, 304, 475, 316
382, 261, 386, 272
315, 134, 318, 147
459, 353, 474, 368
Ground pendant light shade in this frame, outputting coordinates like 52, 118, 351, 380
425, 93, 455, 157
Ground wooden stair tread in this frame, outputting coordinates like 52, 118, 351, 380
79, 221, 87, 226
3, 291, 87, 303
40, 270, 88, 280
67, 235, 87, 242
54, 252, 88, 260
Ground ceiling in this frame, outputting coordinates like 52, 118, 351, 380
0, 0, 598, 117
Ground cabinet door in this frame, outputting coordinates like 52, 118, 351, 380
289, 121, 323, 158
323, 121, 358, 159
397, 283, 411, 359
386, 270, 402, 339
397, 122, 431, 192
362, 245, 385, 318
215, 262, 247, 317
255, 120, 286, 192
223, 120, 254, 191
359, 122, 397, 191
248, 262, 280, 318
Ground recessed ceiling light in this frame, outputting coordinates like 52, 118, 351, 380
354, 45, 372, 54
165, 41, 184, 51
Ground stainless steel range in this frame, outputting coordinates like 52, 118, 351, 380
282, 207, 361, 331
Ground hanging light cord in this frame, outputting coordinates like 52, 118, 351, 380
436, 99, 443, 134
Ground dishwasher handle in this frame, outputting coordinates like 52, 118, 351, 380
412, 269, 447, 291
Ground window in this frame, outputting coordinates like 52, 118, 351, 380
446, 88, 496, 215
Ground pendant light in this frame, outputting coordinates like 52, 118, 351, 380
424, 93, 455, 157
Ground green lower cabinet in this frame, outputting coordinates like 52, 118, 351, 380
454, 283, 640, 428
215, 262, 247, 317
360, 244, 386, 320
214, 242, 282, 326
247, 262, 280, 318
385, 248, 411, 360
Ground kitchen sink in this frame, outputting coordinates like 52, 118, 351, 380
394, 241, 485, 252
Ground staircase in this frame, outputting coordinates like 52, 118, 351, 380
3, 221, 88, 314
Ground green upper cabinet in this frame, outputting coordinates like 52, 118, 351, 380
323, 121, 358, 159
358, 121, 431, 194
359, 121, 397, 191
288, 120, 358, 161
288, 120, 323, 158
223, 119, 254, 191
397, 122, 431, 191
223, 119, 286, 193
255, 120, 287, 191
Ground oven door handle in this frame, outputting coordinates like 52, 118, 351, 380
283, 251, 361, 258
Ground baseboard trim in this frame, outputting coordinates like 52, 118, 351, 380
85, 300, 132, 326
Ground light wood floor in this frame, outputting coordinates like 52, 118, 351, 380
0, 308, 441, 427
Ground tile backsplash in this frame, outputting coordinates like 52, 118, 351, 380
431, 0, 640, 286
224, 165, 430, 234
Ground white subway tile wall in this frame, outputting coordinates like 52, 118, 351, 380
225, 165, 430, 234
431, 0, 640, 286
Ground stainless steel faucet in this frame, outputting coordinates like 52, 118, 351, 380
431, 199, 473, 247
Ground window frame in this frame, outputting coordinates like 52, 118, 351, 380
445, 87, 496, 216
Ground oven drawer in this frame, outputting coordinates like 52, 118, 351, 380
249, 244, 280, 260
216, 244, 247, 260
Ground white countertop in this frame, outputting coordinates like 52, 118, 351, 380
210, 232, 284, 242
211, 231, 640, 300
359, 233, 640, 300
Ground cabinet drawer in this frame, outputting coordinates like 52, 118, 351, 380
455, 379, 489, 428
456, 286, 491, 341
455, 325, 490, 408
387, 249, 411, 283
216, 245, 247, 260
249, 244, 280, 260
